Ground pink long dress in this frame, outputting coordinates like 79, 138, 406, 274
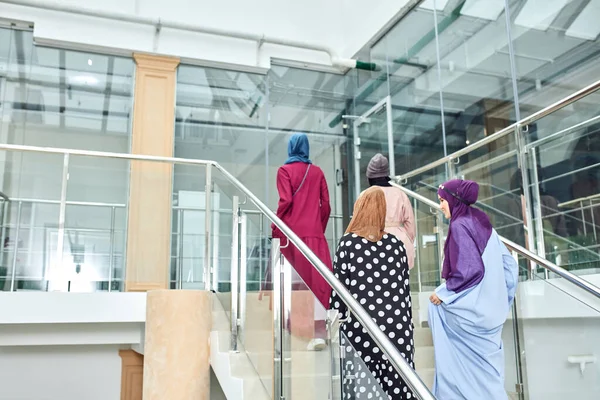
271, 161, 332, 308
378, 186, 416, 269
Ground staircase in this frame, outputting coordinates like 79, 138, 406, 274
412, 294, 435, 391
211, 289, 435, 399
211, 291, 332, 399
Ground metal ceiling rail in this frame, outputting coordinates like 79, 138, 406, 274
391, 182, 600, 300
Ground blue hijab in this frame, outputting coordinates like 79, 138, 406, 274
284, 133, 312, 165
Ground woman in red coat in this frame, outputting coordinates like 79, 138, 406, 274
272, 132, 332, 351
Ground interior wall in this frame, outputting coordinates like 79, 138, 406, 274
0, 344, 122, 400
3, 0, 344, 69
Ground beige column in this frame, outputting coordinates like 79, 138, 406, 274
143, 290, 212, 400
125, 54, 180, 292
119, 350, 144, 400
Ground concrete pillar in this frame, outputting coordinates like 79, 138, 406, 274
143, 290, 212, 399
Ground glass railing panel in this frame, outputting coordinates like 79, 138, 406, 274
171, 163, 209, 290
0, 151, 65, 292
403, 163, 447, 201
411, 198, 443, 293
62, 154, 128, 292
510, 252, 600, 399
281, 250, 333, 400
453, 146, 527, 252
523, 105, 600, 278
337, 330, 388, 400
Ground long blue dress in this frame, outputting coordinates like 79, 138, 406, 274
429, 230, 518, 399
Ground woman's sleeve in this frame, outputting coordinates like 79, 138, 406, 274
329, 241, 349, 319
501, 240, 519, 307
444, 223, 485, 293
320, 172, 331, 232
401, 192, 416, 243
272, 168, 293, 234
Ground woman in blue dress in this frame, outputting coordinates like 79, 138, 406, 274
429, 179, 519, 399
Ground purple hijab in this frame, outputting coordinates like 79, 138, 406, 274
438, 179, 493, 293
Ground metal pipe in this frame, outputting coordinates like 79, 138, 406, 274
414, 198, 422, 293
239, 213, 247, 344
272, 238, 283, 400
9, 197, 125, 208
393, 182, 600, 300
524, 114, 600, 152
108, 206, 116, 292
281, 252, 292, 400
56, 153, 69, 290
396, 77, 600, 182
384, 96, 396, 178
530, 151, 548, 279
581, 201, 587, 236
510, 250, 526, 400
1, 0, 375, 70
204, 164, 212, 292
9, 201, 22, 292
177, 209, 183, 290
230, 196, 240, 352
515, 125, 537, 278
259, 213, 264, 290
0, 200, 9, 275
559, 193, 600, 208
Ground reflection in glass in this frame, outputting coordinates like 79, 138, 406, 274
0, 27, 134, 292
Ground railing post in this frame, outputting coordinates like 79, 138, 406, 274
414, 198, 422, 293
239, 213, 247, 344
434, 211, 445, 285
0, 199, 9, 281
511, 249, 526, 400
204, 164, 212, 291
176, 209, 184, 290
282, 248, 292, 400
57, 153, 69, 291
230, 196, 240, 352
9, 201, 22, 292
515, 124, 537, 280
530, 151, 548, 279
271, 238, 283, 400
108, 206, 116, 292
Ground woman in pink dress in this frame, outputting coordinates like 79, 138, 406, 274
272, 132, 332, 350
365, 153, 416, 269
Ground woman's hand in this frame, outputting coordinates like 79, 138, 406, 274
430, 293, 442, 306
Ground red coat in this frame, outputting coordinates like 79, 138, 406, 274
272, 162, 332, 308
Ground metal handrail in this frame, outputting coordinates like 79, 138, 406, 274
396, 77, 600, 182
391, 182, 600, 300
0, 142, 435, 399
559, 193, 600, 208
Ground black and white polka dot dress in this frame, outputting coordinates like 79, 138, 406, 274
330, 233, 415, 400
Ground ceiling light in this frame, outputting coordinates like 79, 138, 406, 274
466, 140, 470, 145
69, 75, 99, 86
88, 59, 93, 66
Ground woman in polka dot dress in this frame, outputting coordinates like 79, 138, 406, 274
330, 187, 415, 400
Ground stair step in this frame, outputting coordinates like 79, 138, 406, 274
415, 368, 435, 390
414, 346, 435, 370
414, 326, 433, 347
247, 347, 331, 378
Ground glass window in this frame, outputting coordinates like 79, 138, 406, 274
0, 27, 135, 291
